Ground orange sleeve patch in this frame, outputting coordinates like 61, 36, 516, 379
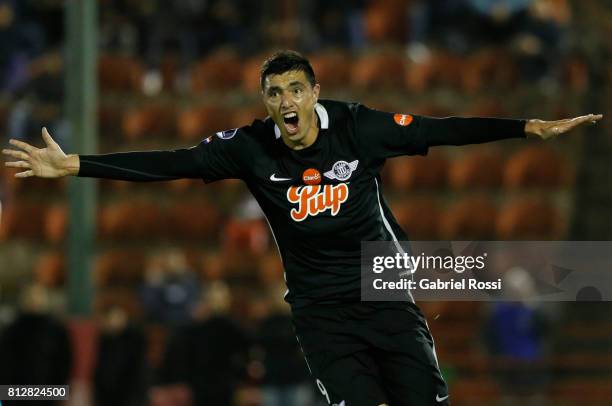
393, 114, 413, 126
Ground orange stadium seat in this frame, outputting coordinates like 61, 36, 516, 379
364, 0, 408, 44
98, 54, 144, 92
383, 153, 449, 192
504, 146, 571, 189
166, 199, 223, 240
257, 251, 284, 286
230, 103, 268, 129
351, 52, 406, 90
449, 377, 501, 403
94, 287, 143, 319
94, 250, 146, 288
440, 196, 498, 239
496, 198, 564, 239
389, 197, 441, 239
98, 200, 163, 240
191, 51, 243, 92
177, 105, 233, 141
44, 203, 68, 243
223, 219, 270, 256
0, 201, 46, 240
122, 104, 176, 140
34, 251, 65, 288
241, 55, 266, 93
461, 49, 517, 93
448, 148, 504, 190
309, 51, 352, 89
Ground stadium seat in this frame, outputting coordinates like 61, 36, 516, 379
98, 54, 144, 92
44, 203, 68, 243
448, 148, 504, 190
449, 377, 501, 402
191, 51, 243, 92
309, 51, 352, 89
383, 153, 449, 192
440, 196, 498, 239
364, 0, 407, 44
94, 250, 146, 288
461, 49, 517, 93
504, 146, 571, 189
257, 251, 284, 286
98, 200, 163, 240
351, 52, 406, 90
230, 103, 267, 129
241, 55, 266, 93
0, 200, 46, 240
166, 199, 223, 240
389, 197, 441, 239
222, 219, 270, 263
34, 251, 65, 288
496, 198, 564, 239
177, 105, 233, 141
122, 104, 176, 140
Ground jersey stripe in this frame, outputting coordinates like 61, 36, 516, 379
374, 177, 415, 303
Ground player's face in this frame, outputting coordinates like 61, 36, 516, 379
262, 70, 320, 149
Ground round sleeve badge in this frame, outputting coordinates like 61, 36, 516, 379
393, 114, 413, 126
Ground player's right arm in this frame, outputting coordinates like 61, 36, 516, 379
3, 127, 246, 182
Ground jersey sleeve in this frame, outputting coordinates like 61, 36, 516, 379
353, 104, 429, 160
78, 128, 250, 183
353, 104, 526, 160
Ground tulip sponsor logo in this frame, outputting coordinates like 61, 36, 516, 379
287, 184, 349, 222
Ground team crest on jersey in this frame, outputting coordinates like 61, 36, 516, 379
215, 128, 238, 140
324, 160, 359, 181
287, 184, 349, 222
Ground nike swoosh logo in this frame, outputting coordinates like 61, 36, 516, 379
270, 174, 292, 182
436, 394, 449, 402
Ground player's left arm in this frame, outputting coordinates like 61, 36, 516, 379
424, 114, 602, 146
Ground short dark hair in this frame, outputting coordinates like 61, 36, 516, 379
260, 50, 316, 89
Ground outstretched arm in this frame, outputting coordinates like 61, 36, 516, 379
426, 114, 602, 146
2, 128, 205, 181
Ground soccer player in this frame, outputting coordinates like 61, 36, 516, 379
2, 51, 602, 406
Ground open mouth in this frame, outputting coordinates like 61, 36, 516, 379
282, 112, 299, 135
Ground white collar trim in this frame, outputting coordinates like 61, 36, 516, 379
274, 103, 329, 139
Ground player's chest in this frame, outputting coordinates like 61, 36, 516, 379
250, 151, 369, 223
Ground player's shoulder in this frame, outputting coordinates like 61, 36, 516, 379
208, 117, 274, 147
318, 99, 362, 122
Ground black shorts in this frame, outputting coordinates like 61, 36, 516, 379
292, 301, 449, 406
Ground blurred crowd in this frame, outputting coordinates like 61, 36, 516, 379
0, 0, 611, 405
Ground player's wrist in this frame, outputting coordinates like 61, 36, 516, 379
62, 154, 80, 176
524, 119, 543, 139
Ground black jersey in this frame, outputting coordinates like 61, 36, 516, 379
79, 99, 525, 308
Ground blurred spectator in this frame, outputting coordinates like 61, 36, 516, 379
485, 267, 551, 403
0, 283, 72, 405
157, 281, 249, 405
94, 305, 147, 406
4, 49, 70, 149
0, 0, 47, 95
140, 249, 200, 325
253, 284, 314, 406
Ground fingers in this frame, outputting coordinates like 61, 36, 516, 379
2, 148, 30, 161
41, 127, 56, 147
5, 161, 31, 169
8, 138, 36, 153
15, 170, 34, 178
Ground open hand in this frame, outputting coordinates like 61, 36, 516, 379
525, 114, 603, 140
2, 128, 79, 178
